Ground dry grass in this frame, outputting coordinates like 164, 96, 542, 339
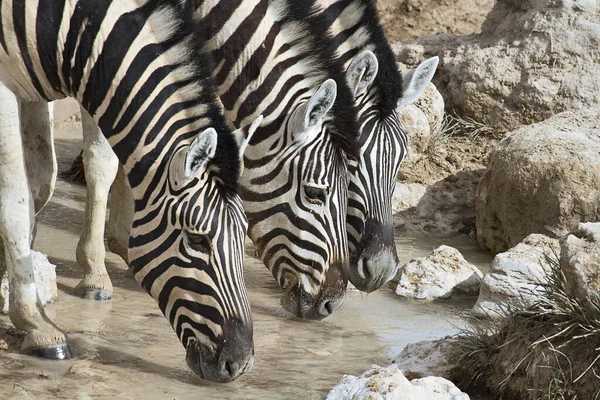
450, 252, 600, 399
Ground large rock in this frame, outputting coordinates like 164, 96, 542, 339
392, 0, 600, 132
393, 338, 457, 380
396, 245, 483, 300
326, 364, 469, 400
1, 250, 58, 314
475, 110, 600, 253
472, 234, 559, 319
560, 222, 600, 304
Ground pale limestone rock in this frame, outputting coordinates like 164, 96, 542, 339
1, 250, 58, 314
393, 338, 456, 380
396, 245, 482, 300
472, 234, 560, 319
326, 364, 469, 400
392, 183, 427, 214
476, 110, 600, 253
560, 222, 600, 303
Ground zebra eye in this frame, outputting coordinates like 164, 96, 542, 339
304, 185, 328, 205
186, 232, 212, 253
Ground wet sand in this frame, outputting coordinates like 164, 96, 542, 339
0, 99, 493, 399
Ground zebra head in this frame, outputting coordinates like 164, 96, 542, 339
345, 51, 439, 292
242, 79, 357, 320
128, 121, 261, 383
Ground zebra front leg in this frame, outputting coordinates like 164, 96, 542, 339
107, 165, 133, 265
0, 84, 71, 359
21, 102, 57, 212
73, 106, 118, 300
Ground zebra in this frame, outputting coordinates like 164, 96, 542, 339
55, 0, 363, 320
0, 0, 258, 382
310, 0, 439, 292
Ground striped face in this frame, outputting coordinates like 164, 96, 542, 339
241, 90, 350, 320
347, 104, 406, 292
129, 135, 253, 382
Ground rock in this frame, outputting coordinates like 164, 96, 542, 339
393, 338, 457, 380
475, 110, 600, 253
326, 364, 469, 400
1, 250, 58, 314
471, 234, 559, 319
397, 80, 445, 159
396, 245, 483, 300
392, 0, 600, 132
560, 222, 600, 304
392, 183, 427, 214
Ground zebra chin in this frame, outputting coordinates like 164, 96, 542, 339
349, 219, 400, 293
184, 322, 254, 383
280, 261, 348, 320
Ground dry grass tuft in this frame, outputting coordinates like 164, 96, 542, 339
450, 252, 600, 399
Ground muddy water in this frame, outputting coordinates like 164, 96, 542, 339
0, 100, 493, 399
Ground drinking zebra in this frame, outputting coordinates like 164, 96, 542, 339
57, 0, 363, 320
0, 0, 257, 382
314, 0, 439, 292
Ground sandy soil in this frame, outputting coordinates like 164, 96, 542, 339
380, 0, 498, 124
0, 99, 493, 399
376, 0, 494, 42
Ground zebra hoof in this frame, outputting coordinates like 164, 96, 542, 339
27, 342, 72, 360
72, 286, 112, 301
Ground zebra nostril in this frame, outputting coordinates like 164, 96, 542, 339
361, 258, 372, 280
225, 360, 233, 377
323, 300, 333, 316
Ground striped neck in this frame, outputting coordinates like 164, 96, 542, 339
50, 1, 237, 199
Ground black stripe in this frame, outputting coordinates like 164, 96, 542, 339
12, 0, 48, 100
35, 0, 66, 95
83, 1, 154, 116
69, 1, 112, 96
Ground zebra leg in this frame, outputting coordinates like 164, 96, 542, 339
73, 106, 118, 300
106, 165, 132, 265
0, 84, 71, 359
21, 102, 57, 213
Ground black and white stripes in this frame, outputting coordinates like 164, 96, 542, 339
0, 0, 253, 382
194, 0, 361, 319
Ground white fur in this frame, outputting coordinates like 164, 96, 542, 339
398, 57, 439, 107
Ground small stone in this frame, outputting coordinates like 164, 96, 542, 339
326, 364, 469, 400
393, 338, 457, 380
1, 250, 58, 314
396, 245, 483, 300
560, 222, 600, 304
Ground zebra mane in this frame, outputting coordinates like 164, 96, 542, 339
283, 1, 361, 159
152, 0, 241, 191
352, 0, 403, 116
309, 0, 404, 117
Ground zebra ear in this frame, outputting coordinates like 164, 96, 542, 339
232, 115, 263, 158
346, 50, 379, 97
398, 56, 439, 107
185, 127, 218, 178
303, 79, 337, 130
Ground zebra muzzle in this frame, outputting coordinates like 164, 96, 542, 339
184, 322, 254, 383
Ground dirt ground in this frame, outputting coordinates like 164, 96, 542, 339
376, 0, 495, 42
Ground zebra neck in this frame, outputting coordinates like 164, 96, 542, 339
55, 1, 225, 195
317, 0, 403, 114
195, 0, 334, 128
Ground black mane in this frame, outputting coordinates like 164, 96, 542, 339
284, 1, 361, 159
312, 0, 404, 117
157, 0, 241, 192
